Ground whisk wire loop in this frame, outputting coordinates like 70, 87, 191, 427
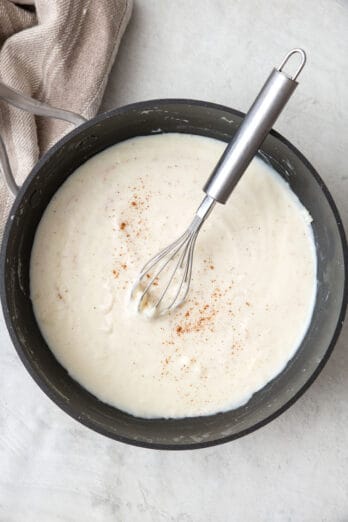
131, 197, 215, 316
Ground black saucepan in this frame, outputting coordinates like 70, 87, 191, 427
1, 99, 347, 449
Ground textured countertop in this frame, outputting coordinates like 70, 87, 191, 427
1, 1, 348, 520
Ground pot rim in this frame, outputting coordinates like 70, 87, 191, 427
1, 98, 347, 450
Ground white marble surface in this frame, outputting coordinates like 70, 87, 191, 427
1, 1, 348, 520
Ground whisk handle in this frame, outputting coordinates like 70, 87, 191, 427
203, 49, 306, 204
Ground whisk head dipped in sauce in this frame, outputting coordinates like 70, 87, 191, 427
130, 196, 216, 317
131, 49, 306, 317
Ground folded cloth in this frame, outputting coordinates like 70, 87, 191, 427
0, 0, 132, 238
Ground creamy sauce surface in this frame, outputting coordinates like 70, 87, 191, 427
30, 134, 317, 418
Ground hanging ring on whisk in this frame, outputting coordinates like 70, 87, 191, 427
277, 48, 306, 81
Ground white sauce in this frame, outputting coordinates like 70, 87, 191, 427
30, 134, 317, 418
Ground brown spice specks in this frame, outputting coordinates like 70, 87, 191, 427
175, 303, 217, 336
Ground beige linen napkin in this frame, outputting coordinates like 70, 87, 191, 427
0, 0, 132, 239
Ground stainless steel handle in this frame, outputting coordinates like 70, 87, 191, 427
0, 81, 87, 196
204, 48, 306, 204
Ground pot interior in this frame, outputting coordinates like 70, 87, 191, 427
1, 100, 346, 449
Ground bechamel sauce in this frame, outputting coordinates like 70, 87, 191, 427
30, 134, 317, 418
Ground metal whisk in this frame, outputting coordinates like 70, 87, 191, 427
131, 49, 306, 317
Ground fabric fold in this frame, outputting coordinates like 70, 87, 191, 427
0, 0, 132, 238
